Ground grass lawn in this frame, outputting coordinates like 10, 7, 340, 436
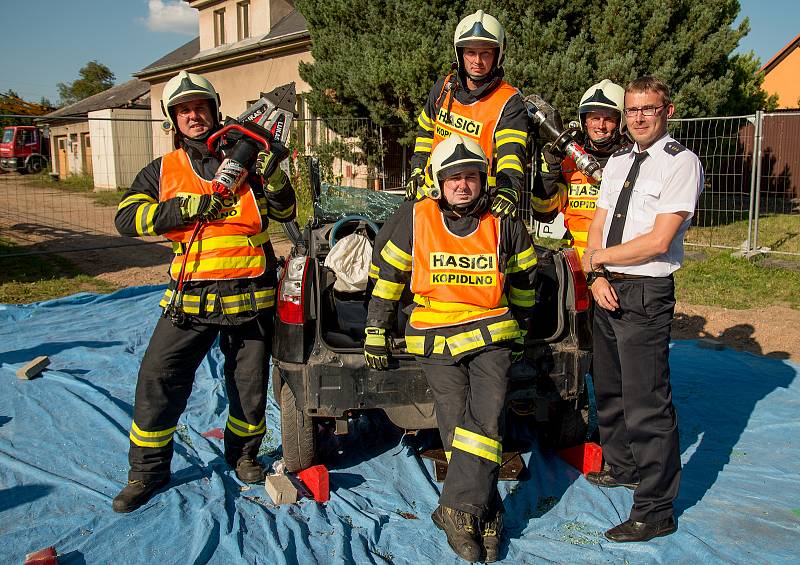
686, 213, 800, 257
0, 240, 117, 304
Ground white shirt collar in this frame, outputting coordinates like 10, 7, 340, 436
632, 131, 671, 155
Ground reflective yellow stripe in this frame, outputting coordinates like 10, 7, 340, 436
433, 335, 446, 355
220, 289, 276, 314
381, 240, 412, 272
118, 193, 156, 211
447, 328, 486, 356
496, 154, 524, 174
405, 335, 425, 355
509, 286, 536, 308
159, 289, 217, 314
130, 421, 176, 448
170, 255, 266, 277
226, 414, 266, 438
487, 319, 522, 342
495, 128, 527, 147
248, 231, 270, 247
414, 138, 433, 154
269, 205, 294, 220
413, 295, 508, 310
411, 308, 503, 327
135, 203, 158, 236
373, 278, 404, 300
445, 450, 452, 462
369, 263, 380, 280
418, 111, 434, 131
257, 196, 268, 216
452, 426, 502, 464
174, 233, 270, 255
507, 246, 537, 274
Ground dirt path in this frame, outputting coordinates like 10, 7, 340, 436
2, 177, 798, 363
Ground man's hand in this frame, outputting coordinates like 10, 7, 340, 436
590, 276, 619, 311
404, 167, 425, 201
364, 327, 390, 369
490, 187, 519, 219
255, 145, 290, 189
542, 143, 563, 173
180, 193, 225, 222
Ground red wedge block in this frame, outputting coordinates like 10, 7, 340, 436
24, 546, 58, 565
296, 465, 330, 503
557, 442, 603, 475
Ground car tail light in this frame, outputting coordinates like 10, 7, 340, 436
277, 255, 308, 324
563, 249, 590, 313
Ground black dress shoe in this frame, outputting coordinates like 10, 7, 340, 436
604, 517, 677, 542
585, 469, 639, 490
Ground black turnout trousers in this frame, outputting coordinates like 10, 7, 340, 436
421, 346, 512, 519
592, 276, 681, 522
128, 313, 272, 481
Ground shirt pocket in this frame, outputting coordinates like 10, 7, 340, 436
632, 179, 661, 216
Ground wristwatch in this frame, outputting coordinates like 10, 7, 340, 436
586, 271, 606, 285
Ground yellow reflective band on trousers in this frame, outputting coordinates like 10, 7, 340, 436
433, 335, 446, 354
220, 289, 276, 314
130, 421, 176, 448
446, 328, 486, 356
487, 319, 523, 342
452, 426, 502, 465
226, 414, 266, 437
381, 240, 412, 272
405, 335, 426, 355
373, 278, 405, 300
159, 289, 218, 314
507, 246, 538, 274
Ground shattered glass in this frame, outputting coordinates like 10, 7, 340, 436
315, 183, 404, 222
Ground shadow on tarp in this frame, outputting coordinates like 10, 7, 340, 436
0, 485, 52, 512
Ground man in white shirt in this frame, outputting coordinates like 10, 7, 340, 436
581, 76, 704, 543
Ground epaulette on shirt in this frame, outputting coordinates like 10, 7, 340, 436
663, 141, 686, 156
612, 145, 633, 157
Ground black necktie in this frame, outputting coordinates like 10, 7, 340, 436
605, 151, 648, 247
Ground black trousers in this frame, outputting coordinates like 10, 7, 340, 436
421, 346, 511, 519
127, 313, 272, 481
593, 276, 681, 522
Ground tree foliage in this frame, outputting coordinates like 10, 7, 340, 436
57, 61, 115, 106
297, 0, 775, 141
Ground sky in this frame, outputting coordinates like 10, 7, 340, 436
0, 0, 798, 105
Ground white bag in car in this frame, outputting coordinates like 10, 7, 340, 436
323, 233, 373, 292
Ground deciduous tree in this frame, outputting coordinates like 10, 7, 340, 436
57, 61, 115, 106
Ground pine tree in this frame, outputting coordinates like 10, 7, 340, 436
297, 0, 774, 140
57, 61, 115, 106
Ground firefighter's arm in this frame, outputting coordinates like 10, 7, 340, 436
409, 79, 444, 173
493, 94, 528, 195
531, 156, 568, 223
115, 158, 186, 237
254, 171, 296, 223
366, 215, 413, 330
504, 217, 538, 317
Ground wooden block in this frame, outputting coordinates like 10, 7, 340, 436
265, 474, 298, 505
16, 356, 50, 380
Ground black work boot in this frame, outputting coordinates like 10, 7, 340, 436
112, 477, 170, 513
481, 510, 504, 563
432, 505, 482, 563
233, 456, 266, 483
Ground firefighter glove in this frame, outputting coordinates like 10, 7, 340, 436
511, 337, 525, 363
256, 144, 290, 190
404, 167, 426, 201
180, 193, 225, 222
364, 326, 389, 370
542, 143, 563, 172
490, 186, 518, 219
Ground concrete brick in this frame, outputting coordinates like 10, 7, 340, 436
16, 356, 50, 380
265, 474, 298, 505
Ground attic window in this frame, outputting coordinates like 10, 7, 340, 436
214, 8, 225, 46
237, 1, 250, 41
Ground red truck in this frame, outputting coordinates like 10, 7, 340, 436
0, 125, 49, 174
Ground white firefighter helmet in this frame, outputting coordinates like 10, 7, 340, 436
578, 79, 625, 133
160, 70, 221, 131
429, 134, 488, 200
453, 10, 505, 78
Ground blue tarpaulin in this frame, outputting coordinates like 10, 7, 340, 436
1, 286, 798, 564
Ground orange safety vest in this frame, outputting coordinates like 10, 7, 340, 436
432, 80, 518, 186
409, 199, 507, 329
160, 149, 266, 281
560, 155, 600, 254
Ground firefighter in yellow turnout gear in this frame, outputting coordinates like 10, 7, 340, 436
366, 135, 537, 563
111, 71, 296, 513
531, 80, 631, 258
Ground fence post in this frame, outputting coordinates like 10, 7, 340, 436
751, 111, 765, 251
745, 111, 763, 253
